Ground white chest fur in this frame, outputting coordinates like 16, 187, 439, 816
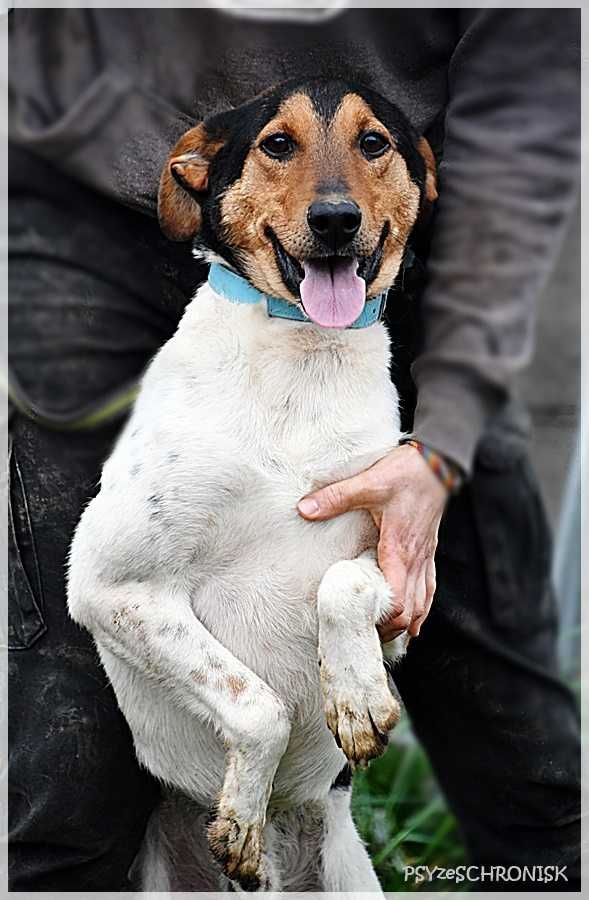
68, 282, 402, 813
99, 284, 399, 619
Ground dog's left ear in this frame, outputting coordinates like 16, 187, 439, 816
158, 124, 224, 241
417, 136, 438, 213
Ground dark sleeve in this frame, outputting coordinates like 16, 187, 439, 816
411, 9, 580, 474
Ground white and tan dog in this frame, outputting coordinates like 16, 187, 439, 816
67, 78, 437, 893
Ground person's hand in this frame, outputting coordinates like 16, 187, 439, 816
297, 444, 448, 641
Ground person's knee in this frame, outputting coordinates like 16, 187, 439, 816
10, 673, 160, 889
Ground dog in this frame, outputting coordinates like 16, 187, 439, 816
67, 77, 437, 893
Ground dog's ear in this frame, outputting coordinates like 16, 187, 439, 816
417, 136, 438, 215
158, 124, 224, 241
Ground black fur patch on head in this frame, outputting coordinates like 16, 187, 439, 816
197, 90, 285, 268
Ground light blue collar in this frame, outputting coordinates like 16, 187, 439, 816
208, 262, 388, 329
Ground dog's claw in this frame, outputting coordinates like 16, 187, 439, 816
321, 661, 400, 766
208, 814, 267, 890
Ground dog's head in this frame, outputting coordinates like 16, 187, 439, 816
159, 79, 436, 328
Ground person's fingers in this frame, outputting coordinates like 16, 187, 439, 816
401, 562, 420, 635
409, 556, 437, 637
408, 563, 428, 637
407, 563, 426, 637
297, 470, 377, 521
377, 535, 407, 611
378, 594, 415, 643
425, 555, 437, 609
376, 538, 414, 642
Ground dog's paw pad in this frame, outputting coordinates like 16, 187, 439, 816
208, 814, 266, 890
323, 681, 400, 765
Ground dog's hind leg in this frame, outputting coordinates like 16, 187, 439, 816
320, 779, 384, 894
267, 783, 383, 894
133, 794, 223, 892
68, 580, 290, 891
317, 549, 406, 766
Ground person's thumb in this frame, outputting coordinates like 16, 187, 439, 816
297, 472, 373, 521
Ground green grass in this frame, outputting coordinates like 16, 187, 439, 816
352, 718, 468, 892
353, 654, 581, 892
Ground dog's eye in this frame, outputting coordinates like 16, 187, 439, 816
360, 131, 390, 160
260, 133, 295, 160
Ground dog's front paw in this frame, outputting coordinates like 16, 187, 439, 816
208, 813, 269, 891
320, 661, 400, 765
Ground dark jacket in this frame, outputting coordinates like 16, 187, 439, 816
8, 8, 580, 473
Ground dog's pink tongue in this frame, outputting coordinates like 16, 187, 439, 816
300, 259, 365, 328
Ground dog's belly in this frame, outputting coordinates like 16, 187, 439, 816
178, 476, 376, 804
97, 466, 376, 809
186, 477, 378, 679
99, 639, 345, 809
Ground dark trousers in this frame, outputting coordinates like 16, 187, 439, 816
8, 152, 581, 891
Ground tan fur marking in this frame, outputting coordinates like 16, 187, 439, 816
219, 90, 423, 301
158, 124, 224, 242
159, 87, 435, 298
171, 159, 208, 194
225, 673, 247, 700
418, 136, 438, 202
334, 94, 421, 298
221, 93, 323, 298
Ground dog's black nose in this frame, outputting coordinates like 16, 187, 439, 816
307, 201, 362, 250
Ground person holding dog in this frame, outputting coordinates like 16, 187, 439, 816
8, 7, 580, 891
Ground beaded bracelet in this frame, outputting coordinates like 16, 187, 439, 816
401, 438, 464, 494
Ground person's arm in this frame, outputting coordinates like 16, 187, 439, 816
412, 9, 580, 474
299, 10, 581, 639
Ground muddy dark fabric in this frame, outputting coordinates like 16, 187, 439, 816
7, 152, 196, 891
8, 8, 581, 474
8, 151, 580, 892
396, 471, 581, 892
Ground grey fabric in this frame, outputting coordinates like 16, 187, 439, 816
8, 9, 580, 473
410, 10, 580, 471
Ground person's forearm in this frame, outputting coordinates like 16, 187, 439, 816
412, 9, 580, 475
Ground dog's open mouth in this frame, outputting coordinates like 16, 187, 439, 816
300, 258, 365, 328
267, 223, 389, 329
